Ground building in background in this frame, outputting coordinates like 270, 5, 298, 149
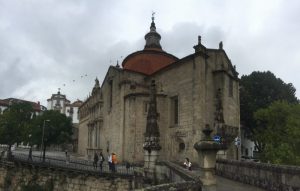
0, 98, 46, 115
47, 90, 82, 123
241, 126, 259, 160
0, 99, 8, 114
47, 90, 82, 151
47, 90, 70, 114
0, 98, 47, 149
78, 17, 240, 163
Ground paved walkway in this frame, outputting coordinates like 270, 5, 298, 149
182, 166, 266, 191
216, 176, 266, 191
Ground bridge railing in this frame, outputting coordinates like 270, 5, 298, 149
10, 152, 134, 176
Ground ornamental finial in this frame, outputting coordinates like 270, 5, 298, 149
152, 11, 155, 22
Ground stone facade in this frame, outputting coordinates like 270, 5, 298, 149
78, 20, 240, 164
216, 159, 300, 191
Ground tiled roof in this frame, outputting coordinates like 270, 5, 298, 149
66, 100, 83, 107
0, 99, 9, 107
0, 98, 42, 112
122, 49, 178, 75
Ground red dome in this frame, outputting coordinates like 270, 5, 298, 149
121, 19, 178, 75
122, 49, 178, 75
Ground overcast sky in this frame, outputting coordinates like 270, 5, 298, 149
0, 0, 299, 106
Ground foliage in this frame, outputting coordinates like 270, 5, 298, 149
254, 101, 300, 165
0, 102, 34, 146
29, 110, 73, 156
21, 184, 44, 191
240, 71, 298, 151
21, 179, 54, 191
4, 170, 13, 189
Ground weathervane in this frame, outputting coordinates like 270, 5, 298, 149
152, 11, 155, 22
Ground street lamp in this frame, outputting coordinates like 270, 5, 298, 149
28, 134, 32, 147
41, 119, 50, 161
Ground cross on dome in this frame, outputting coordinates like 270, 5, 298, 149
152, 11, 155, 22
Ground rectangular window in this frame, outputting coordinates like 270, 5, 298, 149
144, 101, 149, 113
97, 126, 100, 148
95, 126, 98, 148
109, 80, 113, 109
229, 78, 233, 97
171, 96, 179, 125
88, 127, 91, 147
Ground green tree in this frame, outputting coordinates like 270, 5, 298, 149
0, 102, 34, 157
254, 101, 300, 165
240, 71, 298, 152
29, 110, 72, 161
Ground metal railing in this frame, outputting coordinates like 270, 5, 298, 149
10, 153, 134, 176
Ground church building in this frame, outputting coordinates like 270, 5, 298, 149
78, 17, 240, 163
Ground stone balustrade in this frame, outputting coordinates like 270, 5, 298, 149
216, 159, 300, 191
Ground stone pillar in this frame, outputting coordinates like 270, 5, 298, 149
194, 124, 226, 191
144, 149, 159, 173
143, 80, 161, 179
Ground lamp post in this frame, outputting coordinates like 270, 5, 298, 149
234, 136, 241, 160
28, 134, 32, 147
41, 119, 50, 161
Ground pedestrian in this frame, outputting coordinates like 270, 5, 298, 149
126, 161, 130, 174
93, 152, 99, 169
65, 150, 69, 164
108, 153, 112, 171
99, 152, 105, 173
27, 147, 33, 161
184, 157, 192, 171
0, 150, 5, 161
111, 153, 117, 172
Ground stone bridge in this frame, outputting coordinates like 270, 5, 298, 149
0, 153, 136, 191
0, 153, 202, 191
1, 152, 299, 191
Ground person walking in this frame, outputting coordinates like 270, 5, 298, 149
126, 161, 130, 174
111, 153, 117, 172
65, 150, 69, 164
0, 150, 5, 161
27, 147, 33, 161
93, 152, 99, 169
108, 153, 112, 172
99, 152, 105, 173
184, 157, 192, 171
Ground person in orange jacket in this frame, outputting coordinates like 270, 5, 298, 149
111, 153, 117, 172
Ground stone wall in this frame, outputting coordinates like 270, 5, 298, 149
135, 161, 202, 191
216, 159, 300, 191
0, 160, 202, 191
0, 162, 135, 191
136, 181, 200, 191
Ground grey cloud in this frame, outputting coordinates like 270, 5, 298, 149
1, 0, 300, 105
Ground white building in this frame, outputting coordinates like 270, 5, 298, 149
241, 126, 258, 159
47, 90, 82, 123
47, 91, 82, 152
65, 100, 82, 123
47, 90, 70, 114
